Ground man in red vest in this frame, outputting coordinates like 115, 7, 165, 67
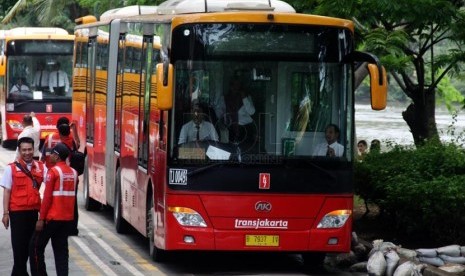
41, 116, 81, 236
30, 143, 77, 276
1, 136, 47, 275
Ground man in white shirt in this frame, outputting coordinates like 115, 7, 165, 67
1, 137, 47, 275
48, 62, 69, 96
10, 78, 30, 94
313, 124, 344, 157
33, 62, 49, 92
225, 77, 256, 152
178, 104, 219, 144
15, 112, 41, 160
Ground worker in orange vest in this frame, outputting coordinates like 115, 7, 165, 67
30, 143, 77, 276
41, 116, 81, 236
1, 137, 47, 275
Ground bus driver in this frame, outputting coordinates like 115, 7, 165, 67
10, 78, 30, 94
178, 103, 219, 144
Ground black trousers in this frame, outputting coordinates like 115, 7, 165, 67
30, 221, 72, 276
9, 210, 38, 276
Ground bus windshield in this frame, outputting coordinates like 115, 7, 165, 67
170, 23, 354, 165
6, 55, 72, 111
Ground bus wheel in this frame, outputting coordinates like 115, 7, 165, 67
147, 193, 167, 262
114, 167, 129, 234
301, 252, 326, 272
83, 159, 100, 211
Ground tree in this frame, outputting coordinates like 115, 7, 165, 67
313, 0, 465, 145
2, 0, 88, 32
2, 0, 164, 30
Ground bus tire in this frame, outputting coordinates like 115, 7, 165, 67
301, 252, 326, 272
114, 167, 130, 234
83, 159, 100, 211
147, 191, 167, 262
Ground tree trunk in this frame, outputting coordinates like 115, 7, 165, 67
402, 88, 439, 145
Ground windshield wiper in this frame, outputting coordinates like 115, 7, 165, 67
187, 163, 224, 177
10, 100, 36, 107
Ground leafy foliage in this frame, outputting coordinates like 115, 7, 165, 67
355, 140, 465, 243
313, 0, 465, 144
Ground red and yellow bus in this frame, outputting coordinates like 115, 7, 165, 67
73, 0, 387, 266
0, 27, 75, 148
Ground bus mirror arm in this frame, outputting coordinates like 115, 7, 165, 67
163, 60, 169, 86
343, 51, 385, 86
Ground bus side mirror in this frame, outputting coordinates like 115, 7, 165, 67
0, 56, 5, 76
156, 63, 173, 110
368, 64, 387, 111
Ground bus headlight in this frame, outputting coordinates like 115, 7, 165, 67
168, 207, 207, 227
317, 210, 351, 228
8, 120, 23, 130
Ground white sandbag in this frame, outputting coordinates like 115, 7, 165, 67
415, 248, 437, 257
418, 256, 445, 266
368, 240, 384, 258
367, 250, 387, 276
439, 263, 465, 274
369, 240, 398, 257
397, 248, 417, 259
379, 242, 398, 253
413, 263, 426, 276
437, 245, 461, 257
385, 249, 400, 276
438, 254, 465, 264
393, 261, 415, 276
461, 246, 465, 256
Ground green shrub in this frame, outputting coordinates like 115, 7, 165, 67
355, 141, 465, 243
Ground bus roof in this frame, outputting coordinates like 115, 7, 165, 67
157, 0, 296, 14
100, 5, 158, 22
8, 27, 69, 36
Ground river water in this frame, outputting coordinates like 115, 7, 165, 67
355, 103, 465, 150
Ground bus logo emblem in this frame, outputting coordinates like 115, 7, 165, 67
255, 201, 272, 212
259, 173, 270, 189
169, 169, 188, 185
46, 104, 52, 113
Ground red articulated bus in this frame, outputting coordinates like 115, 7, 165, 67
0, 27, 75, 148
73, 0, 387, 267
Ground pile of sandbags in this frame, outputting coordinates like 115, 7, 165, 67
366, 239, 426, 276
331, 234, 465, 275
415, 245, 465, 274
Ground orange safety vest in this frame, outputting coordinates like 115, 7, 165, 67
44, 163, 77, 221
9, 161, 45, 211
